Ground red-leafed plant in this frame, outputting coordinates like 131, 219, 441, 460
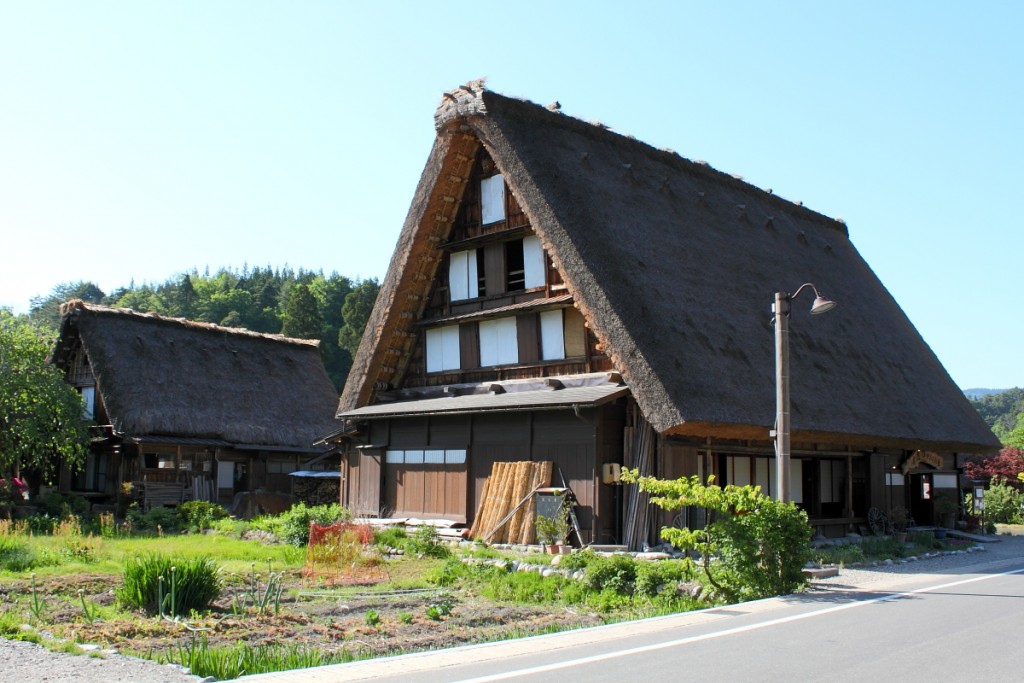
963, 446, 1024, 488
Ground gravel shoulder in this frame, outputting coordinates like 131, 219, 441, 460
0, 637, 203, 683
809, 532, 1024, 593
5, 533, 1023, 683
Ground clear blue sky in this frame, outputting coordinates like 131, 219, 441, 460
1, 2, 1020, 390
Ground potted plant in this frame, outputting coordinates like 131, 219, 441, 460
934, 494, 958, 532
890, 506, 911, 544
535, 510, 569, 554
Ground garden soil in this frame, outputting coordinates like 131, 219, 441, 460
3, 534, 1024, 683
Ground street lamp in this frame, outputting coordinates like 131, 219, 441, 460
772, 283, 836, 503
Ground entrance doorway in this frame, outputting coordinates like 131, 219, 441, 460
907, 472, 934, 526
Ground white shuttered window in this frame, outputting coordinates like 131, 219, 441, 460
481, 175, 506, 224
522, 235, 545, 288
449, 250, 479, 301
426, 325, 461, 372
479, 317, 518, 366
540, 309, 565, 360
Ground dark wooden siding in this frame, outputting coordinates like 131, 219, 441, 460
483, 242, 506, 296
531, 410, 597, 538
365, 409, 608, 540
470, 413, 532, 519
459, 323, 480, 369
389, 418, 428, 448
517, 313, 540, 363
594, 399, 627, 544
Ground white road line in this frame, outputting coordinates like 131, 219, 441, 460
453, 567, 1024, 683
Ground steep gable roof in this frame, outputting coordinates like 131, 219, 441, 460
54, 300, 339, 448
341, 81, 998, 453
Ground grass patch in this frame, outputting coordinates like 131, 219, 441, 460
117, 555, 223, 616
157, 637, 365, 680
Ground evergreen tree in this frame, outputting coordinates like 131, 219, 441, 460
339, 278, 380, 357
177, 273, 197, 319
309, 273, 353, 390
29, 281, 106, 329
281, 283, 323, 340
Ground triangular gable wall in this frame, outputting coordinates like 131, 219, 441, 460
341, 82, 999, 454
340, 101, 615, 409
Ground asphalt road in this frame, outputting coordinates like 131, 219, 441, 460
241, 551, 1024, 683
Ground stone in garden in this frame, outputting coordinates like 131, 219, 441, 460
635, 552, 671, 561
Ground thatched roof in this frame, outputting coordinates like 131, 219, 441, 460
55, 301, 339, 449
340, 82, 998, 453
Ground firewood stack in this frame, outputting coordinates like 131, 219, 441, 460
469, 461, 553, 544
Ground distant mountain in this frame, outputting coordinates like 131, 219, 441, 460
964, 388, 1010, 399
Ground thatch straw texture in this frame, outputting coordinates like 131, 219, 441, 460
56, 301, 340, 448
341, 82, 998, 453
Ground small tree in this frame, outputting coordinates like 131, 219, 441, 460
964, 447, 1024, 489
981, 481, 1024, 524
621, 470, 811, 601
0, 311, 90, 481
1006, 417, 1024, 450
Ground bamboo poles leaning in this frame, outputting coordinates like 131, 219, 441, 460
468, 461, 553, 544
623, 404, 657, 550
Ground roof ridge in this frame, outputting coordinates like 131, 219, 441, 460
59, 299, 320, 348
436, 81, 847, 235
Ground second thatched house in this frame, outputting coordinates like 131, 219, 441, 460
50, 300, 340, 512
334, 82, 999, 545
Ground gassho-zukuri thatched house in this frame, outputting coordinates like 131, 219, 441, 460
50, 300, 341, 511
333, 80, 999, 545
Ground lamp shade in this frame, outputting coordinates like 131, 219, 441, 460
810, 296, 837, 315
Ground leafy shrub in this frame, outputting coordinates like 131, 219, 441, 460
24, 514, 57, 535
426, 557, 472, 587
177, 501, 229, 533
373, 526, 408, 551
557, 548, 596, 571
0, 537, 38, 571
127, 505, 181, 533
277, 503, 351, 546
581, 554, 638, 594
633, 560, 695, 597
38, 492, 88, 520
248, 514, 285, 538
622, 471, 812, 601
0, 537, 62, 571
211, 517, 251, 539
117, 554, 222, 616
404, 526, 450, 558
982, 480, 1024, 524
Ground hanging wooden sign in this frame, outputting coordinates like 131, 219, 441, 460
902, 450, 944, 475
